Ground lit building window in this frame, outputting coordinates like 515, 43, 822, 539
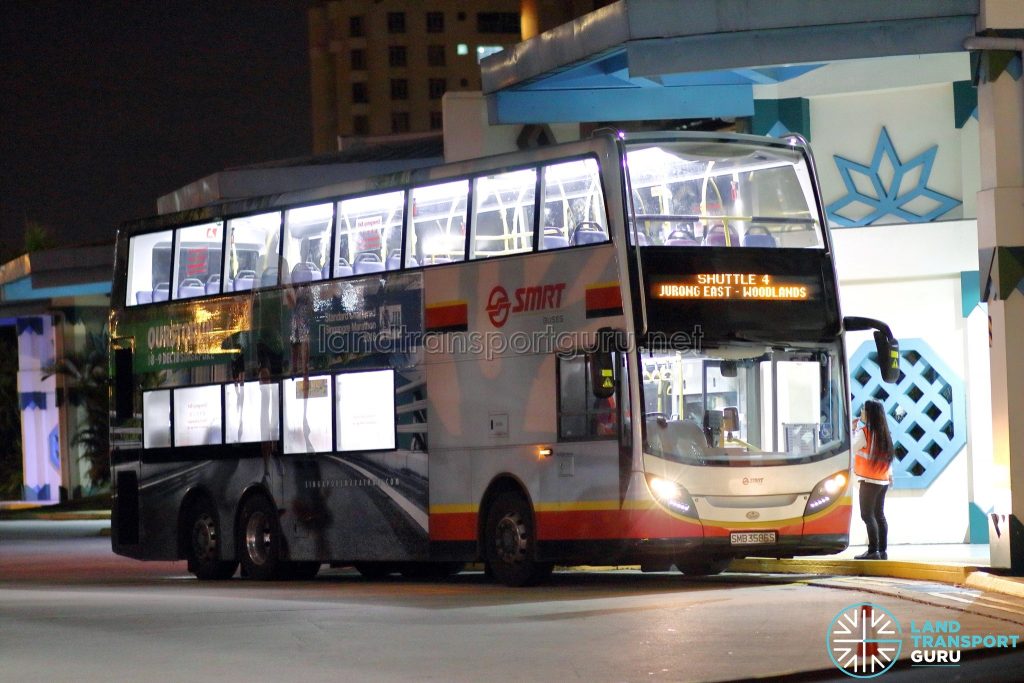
456, 43, 469, 56
476, 45, 504, 63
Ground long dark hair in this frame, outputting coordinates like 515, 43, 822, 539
862, 399, 894, 463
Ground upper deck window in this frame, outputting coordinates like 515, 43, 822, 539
470, 168, 536, 260
407, 180, 468, 267
282, 204, 333, 285
626, 141, 824, 249
172, 221, 223, 300
540, 158, 608, 250
223, 212, 282, 292
336, 191, 405, 275
126, 230, 173, 306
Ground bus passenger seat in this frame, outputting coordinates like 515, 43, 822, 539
572, 224, 607, 245
702, 224, 739, 247
542, 229, 569, 250
136, 291, 152, 305
151, 282, 170, 302
334, 258, 353, 278
178, 278, 205, 298
665, 228, 699, 246
205, 274, 221, 295
741, 227, 777, 248
386, 249, 403, 271
290, 262, 320, 283
353, 252, 385, 274
233, 270, 256, 291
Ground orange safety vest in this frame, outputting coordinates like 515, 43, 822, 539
854, 426, 891, 482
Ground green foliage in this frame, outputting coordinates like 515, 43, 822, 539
43, 328, 110, 488
0, 328, 23, 499
23, 220, 57, 253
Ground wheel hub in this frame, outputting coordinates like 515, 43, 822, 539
191, 513, 218, 562
245, 511, 271, 566
495, 513, 527, 564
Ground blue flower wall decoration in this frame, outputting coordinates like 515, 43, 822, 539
826, 127, 961, 228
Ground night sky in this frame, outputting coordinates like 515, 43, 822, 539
1, 1, 312, 256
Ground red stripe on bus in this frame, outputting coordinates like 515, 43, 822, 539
425, 302, 468, 332
585, 285, 622, 313
802, 502, 852, 535
430, 512, 477, 541
536, 509, 702, 540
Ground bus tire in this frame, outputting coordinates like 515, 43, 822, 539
484, 492, 553, 587
184, 499, 238, 581
676, 556, 731, 576
237, 495, 285, 581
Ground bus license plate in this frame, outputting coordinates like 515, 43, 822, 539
730, 531, 777, 545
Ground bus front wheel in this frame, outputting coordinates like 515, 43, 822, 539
484, 493, 553, 586
238, 495, 285, 580
184, 500, 238, 581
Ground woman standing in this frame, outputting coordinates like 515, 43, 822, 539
852, 399, 895, 560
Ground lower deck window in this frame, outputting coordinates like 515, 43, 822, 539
335, 369, 396, 451
283, 376, 333, 454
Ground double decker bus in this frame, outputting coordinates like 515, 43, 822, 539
109, 131, 898, 585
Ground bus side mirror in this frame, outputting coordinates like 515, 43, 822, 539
874, 331, 901, 384
844, 316, 900, 384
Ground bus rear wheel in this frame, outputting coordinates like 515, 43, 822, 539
484, 492, 553, 587
184, 500, 237, 581
238, 495, 285, 581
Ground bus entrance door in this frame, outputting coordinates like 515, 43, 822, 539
110, 338, 142, 548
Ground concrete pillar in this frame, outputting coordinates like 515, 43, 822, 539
16, 316, 60, 503
974, 0, 1024, 570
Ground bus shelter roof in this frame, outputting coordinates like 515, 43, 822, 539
480, 0, 979, 123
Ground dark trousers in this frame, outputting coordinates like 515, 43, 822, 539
859, 481, 889, 552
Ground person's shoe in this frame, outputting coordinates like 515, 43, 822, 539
854, 550, 882, 560
878, 551, 888, 560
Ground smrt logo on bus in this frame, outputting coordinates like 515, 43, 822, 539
486, 283, 566, 328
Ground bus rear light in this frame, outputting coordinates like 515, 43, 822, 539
804, 471, 850, 515
646, 475, 698, 519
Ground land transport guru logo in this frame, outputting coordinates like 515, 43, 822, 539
826, 601, 1021, 677
486, 282, 566, 328
827, 603, 902, 678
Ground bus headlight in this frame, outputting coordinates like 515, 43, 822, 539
804, 471, 849, 515
646, 475, 698, 519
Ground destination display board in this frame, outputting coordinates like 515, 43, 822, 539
651, 273, 820, 301
639, 248, 839, 342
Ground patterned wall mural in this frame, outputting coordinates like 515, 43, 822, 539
826, 127, 962, 228
850, 338, 966, 490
